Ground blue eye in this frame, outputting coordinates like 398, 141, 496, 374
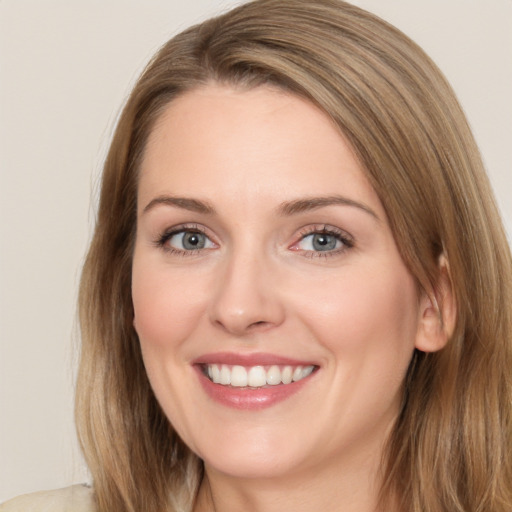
298, 232, 343, 252
291, 226, 354, 256
160, 229, 215, 252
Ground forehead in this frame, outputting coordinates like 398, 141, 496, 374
138, 84, 383, 216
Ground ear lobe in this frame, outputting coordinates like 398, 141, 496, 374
414, 255, 456, 353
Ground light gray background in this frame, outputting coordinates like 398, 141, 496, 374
1, 0, 511, 502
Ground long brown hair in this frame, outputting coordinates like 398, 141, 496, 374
76, 1, 512, 510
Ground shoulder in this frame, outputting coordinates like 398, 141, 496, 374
0, 484, 95, 512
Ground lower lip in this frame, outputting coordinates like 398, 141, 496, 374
194, 366, 315, 410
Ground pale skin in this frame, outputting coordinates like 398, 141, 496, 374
132, 84, 454, 512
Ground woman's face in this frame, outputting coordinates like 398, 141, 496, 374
132, 85, 426, 481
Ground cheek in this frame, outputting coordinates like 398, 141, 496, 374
131, 256, 209, 440
298, 263, 420, 433
132, 258, 210, 352
292, 262, 419, 362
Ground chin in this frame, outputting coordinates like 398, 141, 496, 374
202, 450, 301, 480
191, 425, 318, 481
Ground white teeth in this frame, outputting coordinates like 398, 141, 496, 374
281, 365, 293, 384
220, 365, 231, 385
231, 365, 248, 387
292, 365, 314, 381
211, 364, 220, 383
248, 366, 266, 387
301, 365, 314, 379
205, 363, 315, 388
266, 365, 281, 385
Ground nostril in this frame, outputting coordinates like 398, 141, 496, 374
248, 320, 271, 331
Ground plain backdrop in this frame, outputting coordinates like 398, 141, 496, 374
1, 0, 511, 502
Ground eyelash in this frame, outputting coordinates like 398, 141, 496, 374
293, 225, 354, 258
154, 224, 213, 257
154, 224, 354, 258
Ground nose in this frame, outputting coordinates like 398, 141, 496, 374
208, 249, 285, 336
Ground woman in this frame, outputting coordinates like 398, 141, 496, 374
3, 0, 511, 511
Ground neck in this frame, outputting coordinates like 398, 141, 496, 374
193, 444, 385, 512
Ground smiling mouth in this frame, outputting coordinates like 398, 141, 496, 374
202, 364, 316, 388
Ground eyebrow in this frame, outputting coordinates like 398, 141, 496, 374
142, 195, 216, 215
277, 195, 379, 220
142, 194, 379, 220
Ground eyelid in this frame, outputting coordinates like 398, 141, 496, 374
289, 224, 354, 256
153, 222, 353, 258
154, 223, 218, 255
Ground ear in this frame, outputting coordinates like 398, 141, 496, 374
414, 255, 456, 353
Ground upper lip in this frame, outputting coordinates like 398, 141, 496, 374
192, 352, 318, 367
